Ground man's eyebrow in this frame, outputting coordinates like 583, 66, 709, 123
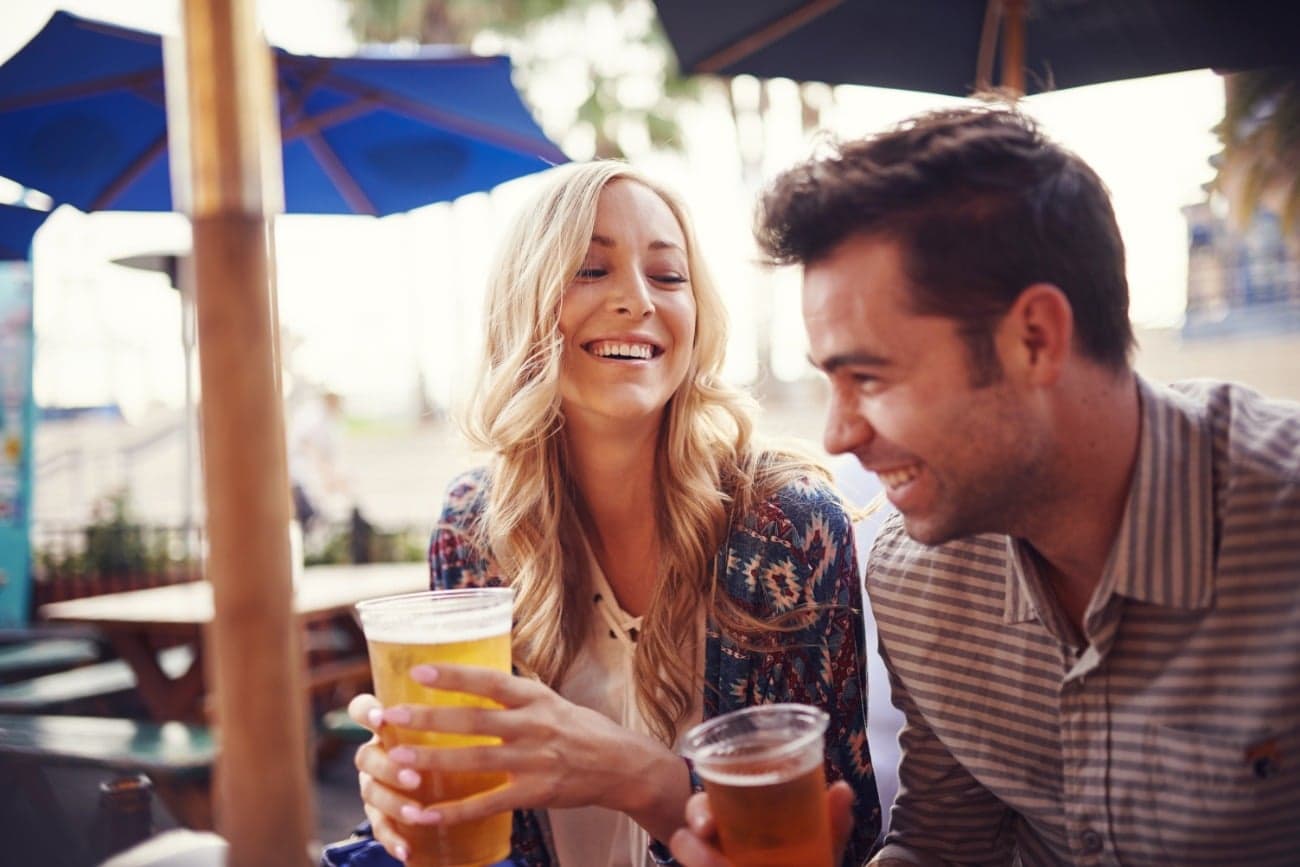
807, 351, 892, 373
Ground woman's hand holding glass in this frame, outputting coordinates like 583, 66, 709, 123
351, 662, 692, 859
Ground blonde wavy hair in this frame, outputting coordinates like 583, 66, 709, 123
462, 161, 824, 744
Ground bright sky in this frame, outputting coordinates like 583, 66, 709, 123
1, 1, 1224, 418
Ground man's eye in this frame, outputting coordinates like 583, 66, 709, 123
849, 372, 879, 386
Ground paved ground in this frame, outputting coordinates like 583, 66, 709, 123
33, 380, 834, 531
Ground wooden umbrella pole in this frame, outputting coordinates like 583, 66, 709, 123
1001, 0, 1026, 96
163, 0, 314, 863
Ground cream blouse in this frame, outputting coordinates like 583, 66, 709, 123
546, 547, 702, 866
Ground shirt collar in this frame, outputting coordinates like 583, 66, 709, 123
1004, 375, 1216, 624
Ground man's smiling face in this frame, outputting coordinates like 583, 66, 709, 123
804, 234, 1047, 545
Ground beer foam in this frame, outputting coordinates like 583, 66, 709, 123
694, 749, 823, 788
357, 590, 512, 644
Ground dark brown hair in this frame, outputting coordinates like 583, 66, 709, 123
757, 106, 1133, 376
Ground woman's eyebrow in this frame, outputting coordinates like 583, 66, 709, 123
589, 234, 684, 253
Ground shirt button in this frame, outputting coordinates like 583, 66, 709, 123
1080, 829, 1103, 853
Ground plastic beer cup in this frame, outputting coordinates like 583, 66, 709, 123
356, 588, 514, 867
682, 704, 834, 867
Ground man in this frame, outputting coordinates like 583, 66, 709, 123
671, 107, 1300, 865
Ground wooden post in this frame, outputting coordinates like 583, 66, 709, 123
163, 1, 314, 864
1001, 0, 1026, 96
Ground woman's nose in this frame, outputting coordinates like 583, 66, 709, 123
610, 272, 654, 318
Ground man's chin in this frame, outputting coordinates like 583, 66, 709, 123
900, 512, 967, 547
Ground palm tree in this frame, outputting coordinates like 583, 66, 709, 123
1213, 67, 1300, 236
343, 0, 695, 160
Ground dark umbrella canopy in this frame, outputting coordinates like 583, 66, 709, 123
654, 0, 1300, 96
0, 11, 567, 215
0, 203, 50, 261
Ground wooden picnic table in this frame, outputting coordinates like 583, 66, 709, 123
38, 562, 427, 723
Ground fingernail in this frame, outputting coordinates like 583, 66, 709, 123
367, 708, 383, 728
389, 746, 416, 764
384, 707, 412, 725
400, 805, 422, 823
397, 768, 420, 789
418, 809, 442, 824
394, 843, 409, 861
411, 665, 438, 683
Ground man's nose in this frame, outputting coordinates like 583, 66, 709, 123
823, 392, 874, 456
610, 271, 654, 319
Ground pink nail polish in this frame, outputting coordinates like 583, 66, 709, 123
411, 665, 438, 683
400, 805, 421, 823
394, 843, 409, 861
367, 708, 383, 728
418, 809, 442, 824
389, 746, 416, 764
398, 768, 420, 789
385, 707, 412, 725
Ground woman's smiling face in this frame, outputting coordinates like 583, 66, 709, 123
557, 180, 697, 432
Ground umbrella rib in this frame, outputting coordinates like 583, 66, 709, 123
0, 69, 162, 112
281, 100, 377, 141
693, 0, 842, 74
326, 78, 563, 160
91, 130, 168, 210
303, 133, 378, 216
277, 59, 335, 126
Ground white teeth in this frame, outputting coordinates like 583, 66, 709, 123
590, 341, 653, 360
878, 465, 920, 489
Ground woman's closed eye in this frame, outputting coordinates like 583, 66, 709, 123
575, 266, 607, 280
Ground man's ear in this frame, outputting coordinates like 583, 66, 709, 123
995, 283, 1073, 386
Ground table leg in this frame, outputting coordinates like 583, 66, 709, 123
109, 633, 207, 723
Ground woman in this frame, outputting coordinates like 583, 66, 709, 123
344, 161, 880, 866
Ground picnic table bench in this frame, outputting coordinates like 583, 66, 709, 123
0, 637, 104, 684
0, 644, 196, 715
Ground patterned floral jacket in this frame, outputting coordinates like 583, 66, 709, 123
426, 467, 881, 867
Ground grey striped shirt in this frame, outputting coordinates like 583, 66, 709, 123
867, 378, 1300, 866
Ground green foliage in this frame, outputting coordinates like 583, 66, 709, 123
1213, 67, 1300, 236
83, 491, 151, 576
343, 0, 693, 159
303, 522, 427, 566
36, 490, 176, 579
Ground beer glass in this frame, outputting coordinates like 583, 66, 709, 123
356, 588, 514, 867
681, 704, 834, 867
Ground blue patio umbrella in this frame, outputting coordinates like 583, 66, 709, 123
0, 202, 50, 261
0, 10, 567, 216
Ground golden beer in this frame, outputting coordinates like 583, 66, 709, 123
683, 704, 834, 867
358, 589, 514, 867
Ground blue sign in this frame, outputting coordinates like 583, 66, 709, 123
0, 261, 35, 626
